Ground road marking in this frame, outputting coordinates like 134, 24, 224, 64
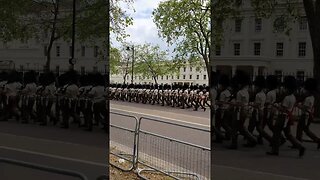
0, 146, 107, 167
213, 164, 309, 180
111, 103, 209, 120
0, 132, 104, 149
111, 107, 210, 128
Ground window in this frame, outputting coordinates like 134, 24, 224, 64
204, 75, 207, 80
254, 43, 261, 56
274, 17, 285, 32
190, 75, 192, 79
215, 45, 221, 56
298, 42, 306, 57
44, 45, 48, 56
183, 67, 186, 72
255, 18, 262, 32
161, 76, 164, 80
94, 46, 99, 57
171, 76, 174, 79
190, 67, 192, 72
183, 75, 186, 79
81, 46, 86, 57
166, 75, 169, 80
177, 75, 179, 79
235, 18, 242, 32
276, 42, 284, 56
197, 75, 199, 80
234, 43, 240, 56
81, 66, 85, 75
56, 46, 60, 57
299, 17, 308, 30
56, 66, 60, 74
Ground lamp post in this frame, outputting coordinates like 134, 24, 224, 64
69, 0, 76, 70
126, 45, 135, 84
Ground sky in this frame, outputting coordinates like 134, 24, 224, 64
112, 0, 175, 57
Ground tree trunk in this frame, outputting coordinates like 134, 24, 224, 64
153, 76, 158, 84
45, 0, 60, 73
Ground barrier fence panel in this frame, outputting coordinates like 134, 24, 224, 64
136, 117, 211, 180
109, 111, 139, 171
0, 158, 88, 180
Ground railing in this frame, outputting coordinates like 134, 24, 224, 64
109, 109, 211, 180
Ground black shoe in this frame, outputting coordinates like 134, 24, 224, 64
266, 151, 279, 156
60, 125, 69, 129
79, 124, 86, 128
39, 123, 47, 126
21, 120, 29, 124
299, 147, 305, 157
84, 128, 92, 132
257, 138, 263, 145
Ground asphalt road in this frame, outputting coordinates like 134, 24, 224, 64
111, 100, 320, 180
0, 121, 107, 180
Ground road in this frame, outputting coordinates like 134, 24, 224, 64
111, 100, 320, 180
0, 120, 107, 180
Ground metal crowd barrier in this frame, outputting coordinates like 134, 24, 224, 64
109, 111, 139, 171
109, 109, 211, 180
136, 117, 210, 180
0, 158, 88, 180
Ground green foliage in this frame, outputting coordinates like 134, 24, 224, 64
133, 43, 177, 83
152, 0, 237, 72
110, 47, 122, 75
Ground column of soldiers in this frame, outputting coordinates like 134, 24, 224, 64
0, 70, 107, 132
109, 70, 320, 158
109, 83, 211, 111
213, 70, 320, 158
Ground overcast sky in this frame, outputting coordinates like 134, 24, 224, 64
112, 0, 175, 57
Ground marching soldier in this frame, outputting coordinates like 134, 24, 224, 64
267, 76, 305, 157
87, 73, 107, 131
20, 71, 37, 124
295, 78, 320, 149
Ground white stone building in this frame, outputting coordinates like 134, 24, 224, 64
0, 38, 106, 74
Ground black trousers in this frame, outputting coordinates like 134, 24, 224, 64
92, 101, 107, 129
230, 108, 257, 147
296, 114, 320, 143
271, 114, 304, 153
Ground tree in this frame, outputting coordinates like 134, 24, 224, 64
134, 43, 177, 84
153, 0, 238, 84
0, 0, 133, 72
0, 0, 34, 43
110, 47, 122, 75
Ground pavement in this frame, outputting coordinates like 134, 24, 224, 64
0, 120, 107, 180
110, 100, 320, 180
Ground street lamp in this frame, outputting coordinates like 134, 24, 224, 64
69, 0, 76, 69
126, 45, 135, 84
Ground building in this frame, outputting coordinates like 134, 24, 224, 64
111, 0, 313, 85
0, 39, 106, 74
